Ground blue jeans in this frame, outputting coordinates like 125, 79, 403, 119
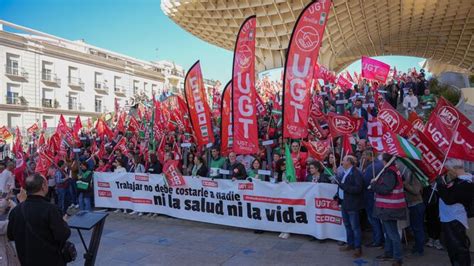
342, 208, 362, 248
409, 203, 426, 254
366, 204, 384, 245
69, 181, 78, 205
78, 192, 92, 211
56, 187, 71, 215
382, 220, 402, 263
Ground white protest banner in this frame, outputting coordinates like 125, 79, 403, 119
94, 173, 346, 241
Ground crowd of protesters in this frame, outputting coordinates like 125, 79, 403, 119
0, 67, 473, 266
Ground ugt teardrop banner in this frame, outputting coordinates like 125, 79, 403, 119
283, 0, 332, 139
184, 61, 214, 147
220, 81, 233, 156
232, 16, 259, 154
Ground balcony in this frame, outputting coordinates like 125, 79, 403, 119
114, 85, 126, 96
68, 76, 85, 90
5, 66, 28, 80
5, 96, 28, 106
94, 82, 109, 94
68, 101, 82, 111
41, 71, 61, 86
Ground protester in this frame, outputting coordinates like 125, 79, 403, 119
248, 158, 263, 181
361, 150, 384, 248
306, 161, 331, 183
225, 152, 247, 180
371, 154, 407, 266
8, 174, 72, 266
191, 155, 208, 177
0, 162, 15, 194
55, 160, 71, 216
437, 159, 474, 266
337, 155, 364, 258
402, 88, 418, 117
147, 154, 163, 174
76, 161, 93, 211
404, 173, 425, 256
209, 147, 226, 179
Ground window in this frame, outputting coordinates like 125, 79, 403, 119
42, 61, 53, 81
68, 94, 78, 110
114, 76, 122, 92
95, 97, 102, 113
6, 83, 20, 104
42, 88, 54, 108
6, 53, 19, 75
144, 82, 148, 93
7, 114, 21, 128
151, 84, 157, 95
94, 72, 103, 88
133, 80, 139, 94
68, 67, 79, 84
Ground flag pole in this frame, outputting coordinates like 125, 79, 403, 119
367, 155, 397, 189
428, 119, 460, 203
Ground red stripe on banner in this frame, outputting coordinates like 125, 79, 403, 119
98, 190, 112, 198
243, 195, 306, 205
118, 196, 153, 204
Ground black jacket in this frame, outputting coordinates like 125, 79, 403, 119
147, 161, 163, 174
7, 195, 71, 266
226, 161, 247, 180
337, 167, 364, 211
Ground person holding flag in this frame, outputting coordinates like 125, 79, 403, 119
370, 154, 407, 266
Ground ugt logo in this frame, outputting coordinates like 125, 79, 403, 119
237, 45, 252, 69
295, 26, 319, 52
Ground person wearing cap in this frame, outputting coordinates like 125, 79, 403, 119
437, 159, 474, 266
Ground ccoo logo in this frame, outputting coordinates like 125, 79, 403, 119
295, 26, 319, 52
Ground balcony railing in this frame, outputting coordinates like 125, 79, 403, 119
41, 71, 61, 85
42, 98, 53, 108
5, 66, 28, 79
95, 105, 102, 113
95, 82, 109, 93
114, 85, 126, 95
68, 101, 82, 111
68, 76, 85, 89
5, 96, 27, 106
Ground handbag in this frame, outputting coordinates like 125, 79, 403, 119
20, 204, 77, 263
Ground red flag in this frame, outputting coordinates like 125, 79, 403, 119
408, 111, 425, 132
97, 141, 106, 159
255, 93, 267, 116
73, 115, 82, 135
113, 137, 129, 155
282, 0, 331, 139
407, 131, 446, 181
341, 134, 353, 156
345, 70, 354, 83
361, 56, 390, 83
184, 61, 214, 147
13, 131, 26, 187
56, 115, 70, 135
424, 98, 474, 161
47, 132, 61, 154
232, 16, 259, 154
302, 140, 330, 161
35, 152, 53, 177
116, 113, 126, 133
337, 75, 352, 92
220, 81, 232, 156
377, 101, 414, 137
327, 113, 363, 137
0, 126, 13, 141
27, 123, 39, 134
42, 119, 47, 130
127, 116, 140, 133
95, 118, 114, 139
163, 160, 186, 187
38, 132, 45, 147
87, 118, 92, 129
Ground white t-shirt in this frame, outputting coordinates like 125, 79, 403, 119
0, 169, 15, 193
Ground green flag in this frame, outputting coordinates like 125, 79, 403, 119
285, 143, 297, 183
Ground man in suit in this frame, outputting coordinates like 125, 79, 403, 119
337, 155, 364, 258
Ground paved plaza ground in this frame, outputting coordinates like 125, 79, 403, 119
69, 211, 453, 266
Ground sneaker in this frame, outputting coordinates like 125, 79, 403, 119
113, 209, 120, 213
376, 254, 393, 261
122, 209, 128, 214
433, 240, 443, 250
137, 212, 143, 216
147, 213, 154, 217
280, 233, 290, 239
339, 245, 354, 252
74, 204, 79, 209
425, 238, 434, 248
129, 211, 137, 215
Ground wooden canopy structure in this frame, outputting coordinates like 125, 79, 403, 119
162, 0, 474, 74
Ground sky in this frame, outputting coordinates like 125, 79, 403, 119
0, 0, 426, 83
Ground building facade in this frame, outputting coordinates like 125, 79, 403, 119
0, 20, 187, 130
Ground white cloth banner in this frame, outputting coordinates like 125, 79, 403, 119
94, 173, 346, 241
